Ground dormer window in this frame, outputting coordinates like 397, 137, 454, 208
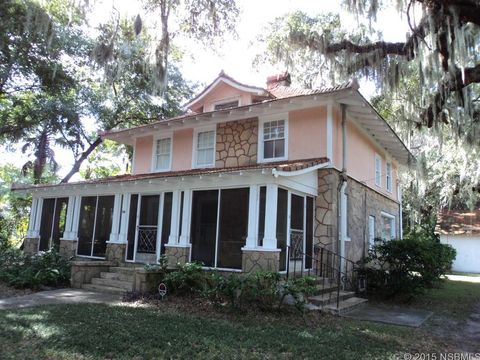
259, 114, 288, 162
214, 100, 239, 111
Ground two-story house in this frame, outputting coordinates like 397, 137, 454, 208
18, 71, 413, 289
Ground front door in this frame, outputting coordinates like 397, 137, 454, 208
135, 195, 160, 263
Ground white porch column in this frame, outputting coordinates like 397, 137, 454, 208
108, 194, 123, 242
118, 194, 131, 243
61, 196, 76, 239
244, 185, 259, 249
32, 198, 43, 238
168, 190, 181, 244
27, 197, 38, 238
70, 195, 82, 240
263, 183, 278, 249
179, 190, 192, 245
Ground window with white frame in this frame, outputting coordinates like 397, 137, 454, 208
386, 162, 392, 192
368, 215, 376, 248
195, 129, 215, 167
154, 137, 171, 171
262, 119, 286, 160
375, 154, 382, 187
380, 212, 396, 240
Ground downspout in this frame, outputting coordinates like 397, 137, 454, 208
337, 104, 348, 273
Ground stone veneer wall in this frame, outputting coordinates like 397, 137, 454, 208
215, 118, 258, 168
345, 177, 401, 263
59, 239, 78, 259
315, 168, 401, 264
105, 243, 126, 264
23, 237, 39, 255
242, 250, 280, 273
164, 246, 190, 268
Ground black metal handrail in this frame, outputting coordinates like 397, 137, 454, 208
286, 242, 364, 309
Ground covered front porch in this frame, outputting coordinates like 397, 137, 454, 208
22, 159, 328, 275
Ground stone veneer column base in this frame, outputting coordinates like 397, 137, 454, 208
105, 242, 126, 264
164, 245, 190, 268
59, 239, 78, 259
242, 249, 280, 273
23, 237, 39, 255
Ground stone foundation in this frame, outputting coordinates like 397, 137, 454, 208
59, 239, 77, 259
23, 237, 39, 255
105, 242, 126, 264
70, 260, 114, 288
242, 249, 280, 273
133, 269, 165, 293
164, 245, 190, 268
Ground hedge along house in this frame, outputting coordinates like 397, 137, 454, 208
16, 72, 413, 291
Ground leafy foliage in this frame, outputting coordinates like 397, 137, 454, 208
0, 248, 71, 288
163, 262, 318, 311
362, 229, 456, 300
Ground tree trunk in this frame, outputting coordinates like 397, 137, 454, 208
60, 136, 103, 183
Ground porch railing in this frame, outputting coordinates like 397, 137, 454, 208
137, 225, 157, 254
286, 239, 365, 309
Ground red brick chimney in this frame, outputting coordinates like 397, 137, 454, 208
266, 71, 291, 89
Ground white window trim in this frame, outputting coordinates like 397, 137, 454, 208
374, 153, 382, 187
192, 125, 217, 168
368, 215, 376, 248
380, 211, 396, 240
386, 161, 393, 193
258, 113, 289, 163
151, 133, 173, 172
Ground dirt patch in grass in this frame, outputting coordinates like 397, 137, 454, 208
0, 281, 34, 300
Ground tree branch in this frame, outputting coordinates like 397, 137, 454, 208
60, 136, 103, 183
422, 63, 480, 127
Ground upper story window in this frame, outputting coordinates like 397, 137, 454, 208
194, 128, 216, 167
214, 100, 239, 111
153, 137, 172, 171
375, 154, 382, 187
259, 115, 288, 162
386, 161, 392, 192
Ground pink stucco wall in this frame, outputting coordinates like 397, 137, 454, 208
333, 108, 398, 201
194, 82, 253, 112
288, 107, 328, 160
133, 135, 153, 174
171, 128, 194, 171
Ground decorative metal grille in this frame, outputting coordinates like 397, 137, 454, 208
289, 230, 304, 260
137, 226, 157, 254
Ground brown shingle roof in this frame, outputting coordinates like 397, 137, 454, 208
12, 158, 329, 191
436, 208, 480, 235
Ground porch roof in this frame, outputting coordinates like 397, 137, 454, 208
12, 157, 329, 192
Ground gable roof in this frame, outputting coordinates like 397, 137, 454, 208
437, 208, 480, 235
183, 70, 271, 110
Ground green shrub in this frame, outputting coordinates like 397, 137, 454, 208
164, 262, 205, 296
0, 248, 71, 289
362, 228, 456, 300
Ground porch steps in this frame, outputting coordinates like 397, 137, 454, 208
306, 290, 367, 315
81, 267, 136, 294
323, 297, 368, 315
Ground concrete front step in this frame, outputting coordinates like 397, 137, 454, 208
109, 266, 140, 275
82, 283, 126, 294
100, 271, 134, 282
308, 291, 355, 307
91, 278, 133, 291
323, 297, 368, 315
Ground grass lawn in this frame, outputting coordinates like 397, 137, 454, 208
0, 279, 477, 359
